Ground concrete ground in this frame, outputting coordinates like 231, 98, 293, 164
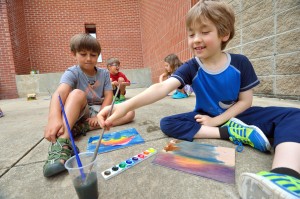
0, 88, 299, 199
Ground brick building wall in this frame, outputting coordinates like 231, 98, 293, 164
0, 0, 18, 99
22, 0, 143, 73
7, 0, 30, 75
1, 0, 299, 100
139, 0, 192, 83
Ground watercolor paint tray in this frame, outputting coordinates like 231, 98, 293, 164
87, 128, 145, 154
101, 148, 157, 180
152, 140, 235, 184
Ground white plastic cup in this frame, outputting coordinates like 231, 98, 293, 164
65, 152, 99, 199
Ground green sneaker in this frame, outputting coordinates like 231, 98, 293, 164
222, 118, 271, 152
43, 138, 79, 177
239, 171, 300, 199
119, 95, 126, 101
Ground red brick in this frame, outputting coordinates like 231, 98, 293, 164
1, 0, 193, 99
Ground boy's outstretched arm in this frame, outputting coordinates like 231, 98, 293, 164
44, 83, 72, 143
98, 77, 180, 129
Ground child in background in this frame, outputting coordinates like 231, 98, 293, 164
107, 57, 131, 102
159, 54, 193, 99
98, 1, 300, 198
43, 33, 134, 177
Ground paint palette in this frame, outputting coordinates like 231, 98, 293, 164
101, 148, 157, 180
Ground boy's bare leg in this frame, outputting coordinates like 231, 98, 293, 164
55, 90, 87, 165
272, 142, 300, 172
120, 84, 126, 95
59, 89, 87, 139
117, 77, 126, 96
193, 125, 221, 139
111, 111, 135, 126
44, 89, 88, 177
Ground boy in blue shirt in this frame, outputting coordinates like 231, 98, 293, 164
98, 1, 300, 198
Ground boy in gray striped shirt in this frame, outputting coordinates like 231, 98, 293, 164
43, 33, 134, 177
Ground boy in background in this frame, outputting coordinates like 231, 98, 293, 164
107, 57, 131, 102
98, 1, 300, 198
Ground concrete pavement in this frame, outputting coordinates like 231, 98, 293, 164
0, 88, 299, 199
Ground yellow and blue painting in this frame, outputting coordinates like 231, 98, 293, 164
87, 128, 145, 153
152, 140, 235, 184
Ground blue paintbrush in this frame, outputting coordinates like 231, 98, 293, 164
58, 94, 86, 180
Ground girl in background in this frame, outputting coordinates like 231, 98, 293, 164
159, 54, 193, 99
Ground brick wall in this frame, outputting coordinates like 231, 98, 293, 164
22, 0, 143, 73
139, 0, 192, 83
0, 0, 18, 99
1, 0, 299, 100
7, 0, 31, 74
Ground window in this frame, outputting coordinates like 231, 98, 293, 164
85, 24, 102, 62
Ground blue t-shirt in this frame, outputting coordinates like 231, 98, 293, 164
171, 53, 259, 116
60, 65, 112, 105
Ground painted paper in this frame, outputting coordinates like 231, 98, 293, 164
87, 128, 145, 153
152, 140, 235, 184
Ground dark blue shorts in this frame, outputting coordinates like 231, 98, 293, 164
160, 106, 300, 148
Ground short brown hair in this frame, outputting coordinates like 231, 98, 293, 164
70, 33, 101, 55
186, 0, 235, 50
106, 57, 120, 67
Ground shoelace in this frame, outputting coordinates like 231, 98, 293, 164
231, 127, 254, 152
47, 141, 63, 162
233, 140, 244, 152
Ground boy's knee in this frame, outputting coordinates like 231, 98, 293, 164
118, 77, 125, 82
128, 111, 135, 121
69, 89, 86, 100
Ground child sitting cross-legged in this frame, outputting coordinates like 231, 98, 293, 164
107, 57, 131, 103
43, 33, 135, 177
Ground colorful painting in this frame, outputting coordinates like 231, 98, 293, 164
152, 140, 235, 184
87, 128, 145, 154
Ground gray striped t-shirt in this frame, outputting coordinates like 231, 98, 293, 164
60, 65, 113, 105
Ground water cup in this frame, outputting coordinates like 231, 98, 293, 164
65, 152, 99, 199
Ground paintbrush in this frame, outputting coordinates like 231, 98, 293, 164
58, 94, 86, 180
85, 85, 120, 183
91, 85, 120, 161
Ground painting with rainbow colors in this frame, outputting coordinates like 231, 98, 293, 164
87, 128, 145, 153
152, 140, 235, 184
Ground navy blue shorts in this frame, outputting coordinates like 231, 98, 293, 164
160, 106, 300, 148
